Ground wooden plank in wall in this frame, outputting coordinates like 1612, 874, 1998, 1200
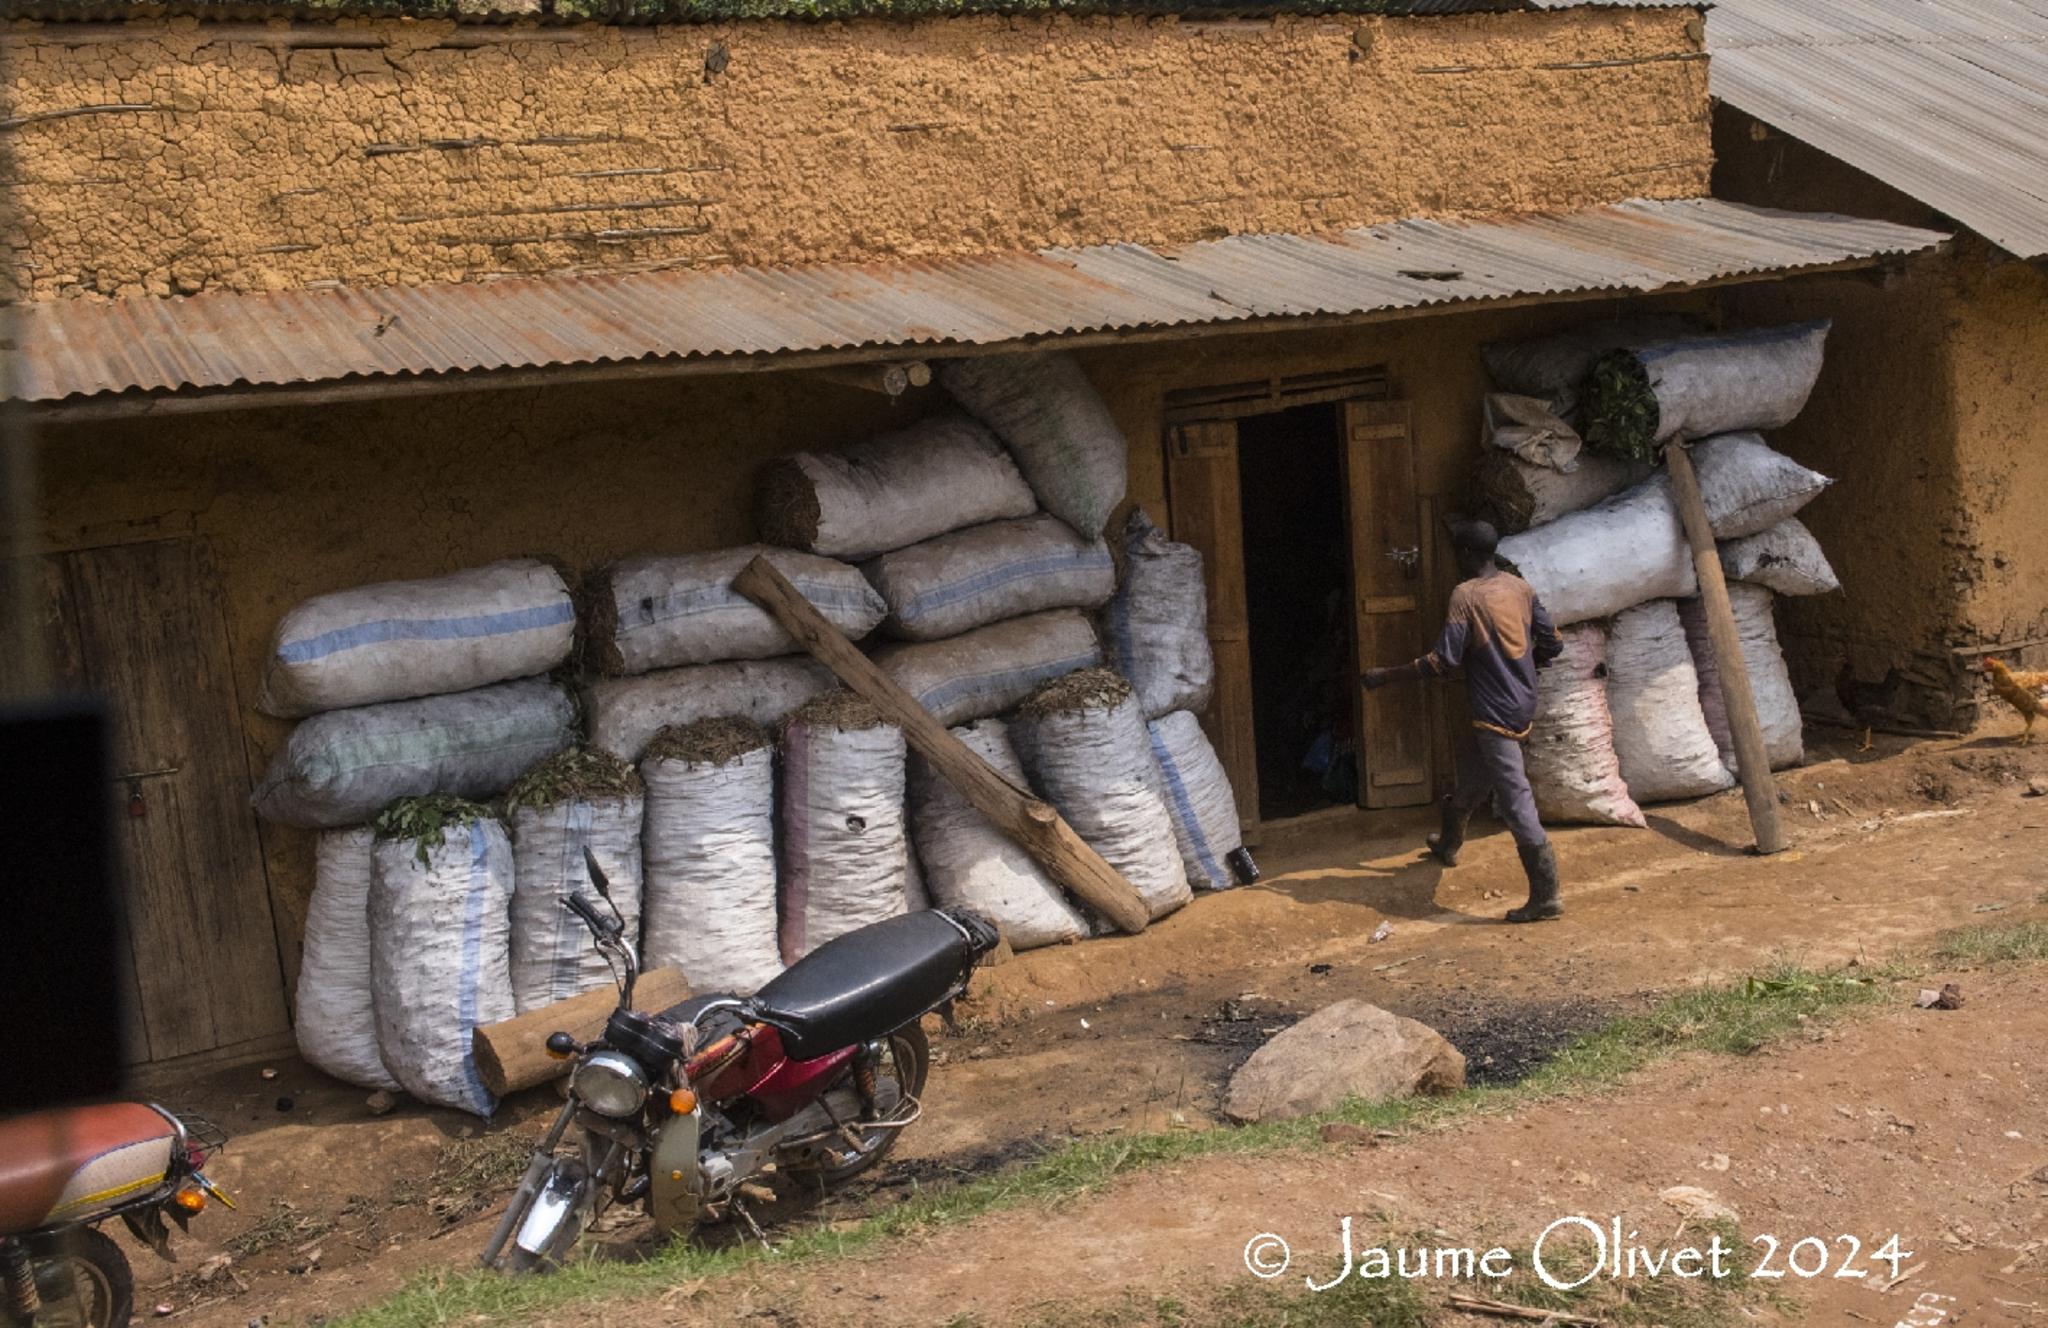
62, 539, 289, 1062
1164, 420, 1261, 840
1343, 400, 1434, 810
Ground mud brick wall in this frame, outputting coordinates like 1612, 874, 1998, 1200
0, 6, 1711, 300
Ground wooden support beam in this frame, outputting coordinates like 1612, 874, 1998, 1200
732, 555, 1152, 934
471, 966, 692, 1098
808, 360, 933, 397
1665, 441, 1788, 855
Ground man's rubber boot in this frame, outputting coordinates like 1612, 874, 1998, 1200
1506, 843, 1562, 923
1425, 796, 1471, 867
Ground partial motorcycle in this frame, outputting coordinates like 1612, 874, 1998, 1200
482, 849, 998, 1272
0, 1103, 231, 1328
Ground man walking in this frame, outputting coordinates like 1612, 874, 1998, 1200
1361, 521, 1564, 922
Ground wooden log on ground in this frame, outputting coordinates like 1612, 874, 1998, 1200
733, 555, 1152, 934
1665, 441, 1788, 855
471, 966, 692, 1098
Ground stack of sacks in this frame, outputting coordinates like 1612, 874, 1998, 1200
1100, 510, 1248, 890
251, 560, 580, 828
1479, 320, 1843, 810
581, 546, 885, 761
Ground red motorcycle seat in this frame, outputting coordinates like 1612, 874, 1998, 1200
0, 1102, 178, 1237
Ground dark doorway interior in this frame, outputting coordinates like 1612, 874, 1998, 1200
1236, 403, 1352, 821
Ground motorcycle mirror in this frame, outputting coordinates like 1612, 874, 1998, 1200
581, 846, 613, 900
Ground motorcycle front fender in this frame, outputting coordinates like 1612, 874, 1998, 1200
511, 1159, 593, 1265
646, 1106, 702, 1237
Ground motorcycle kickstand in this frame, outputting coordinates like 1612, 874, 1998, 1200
729, 1196, 773, 1251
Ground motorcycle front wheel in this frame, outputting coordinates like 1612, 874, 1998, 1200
28, 1227, 132, 1328
807, 1023, 930, 1186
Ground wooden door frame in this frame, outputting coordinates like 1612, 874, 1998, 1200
1162, 369, 1438, 827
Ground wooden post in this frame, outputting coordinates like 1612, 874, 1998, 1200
732, 555, 1153, 934
471, 966, 692, 1098
1664, 442, 1788, 855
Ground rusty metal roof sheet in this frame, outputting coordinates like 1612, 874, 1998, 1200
1707, 0, 2048, 258
8, 198, 1946, 404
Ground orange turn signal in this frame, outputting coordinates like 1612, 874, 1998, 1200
172, 1185, 207, 1213
668, 1088, 697, 1115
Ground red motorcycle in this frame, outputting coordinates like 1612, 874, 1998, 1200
0, 1104, 230, 1327
482, 851, 997, 1272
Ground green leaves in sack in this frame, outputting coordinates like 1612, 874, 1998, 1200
1580, 351, 1662, 464
372, 794, 493, 866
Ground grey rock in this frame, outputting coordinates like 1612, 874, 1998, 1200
1225, 1000, 1465, 1124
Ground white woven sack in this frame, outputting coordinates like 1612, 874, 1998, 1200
641, 742, 784, 995
1677, 590, 1805, 773
258, 559, 575, 718
866, 514, 1115, 642
508, 795, 644, 1014
757, 414, 1037, 560
1145, 710, 1243, 891
252, 679, 576, 829
1719, 518, 1840, 596
370, 819, 515, 1117
1606, 600, 1735, 804
1524, 624, 1645, 828
871, 609, 1102, 727
1627, 322, 1830, 443
592, 546, 884, 674
939, 352, 1129, 539
1101, 510, 1213, 720
1482, 315, 1702, 415
1012, 680, 1190, 922
1496, 479, 1695, 628
295, 828, 400, 1091
1479, 449, 1655, 533
908, 719, 1085, 950
1691, 432, 1833, 540
584, 657, 835, 761
778, 711, 912, 962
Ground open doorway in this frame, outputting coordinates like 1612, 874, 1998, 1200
1236, 403, 1353, 821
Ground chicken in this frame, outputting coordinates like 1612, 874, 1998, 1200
1980, 657, 2048, 745
1836, 659, 1905, 753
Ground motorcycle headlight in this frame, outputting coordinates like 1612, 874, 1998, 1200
572, 1050, 649, 1118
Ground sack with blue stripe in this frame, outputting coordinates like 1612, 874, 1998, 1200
251, 678, 577, 828
588, 545, 884, 675
866, 513, 1115, 642
584, 657, 834, 763
505, 749, 645, 1015
1101, 510, 1213, 721
938, 351, 1129, 540
870, 609, 1101, 728
295, 828, 401, 1092
1146, 710, 1244, 892
259, 559, 574, 718
1011, 669, 1190, 924
369, 801, 515, 1118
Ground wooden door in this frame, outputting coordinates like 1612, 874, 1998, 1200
28, 540, 288, 1063
1165, 420, 1260, 841
1344, 401, 1434, 809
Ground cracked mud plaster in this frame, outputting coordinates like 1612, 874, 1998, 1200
1, 6, 1709, 300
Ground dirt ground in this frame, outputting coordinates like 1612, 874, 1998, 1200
131, 727, 2048, 1325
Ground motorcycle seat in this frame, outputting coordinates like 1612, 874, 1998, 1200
749, 909, 987, 1061
0, 1102, 178, 1237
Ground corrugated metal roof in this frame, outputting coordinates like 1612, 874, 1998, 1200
7, 198, 1945, 405
1707, 0, 2048, 258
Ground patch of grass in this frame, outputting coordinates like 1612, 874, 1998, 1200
1936, 919, 2048, 965
331, 961, 1892, 1328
